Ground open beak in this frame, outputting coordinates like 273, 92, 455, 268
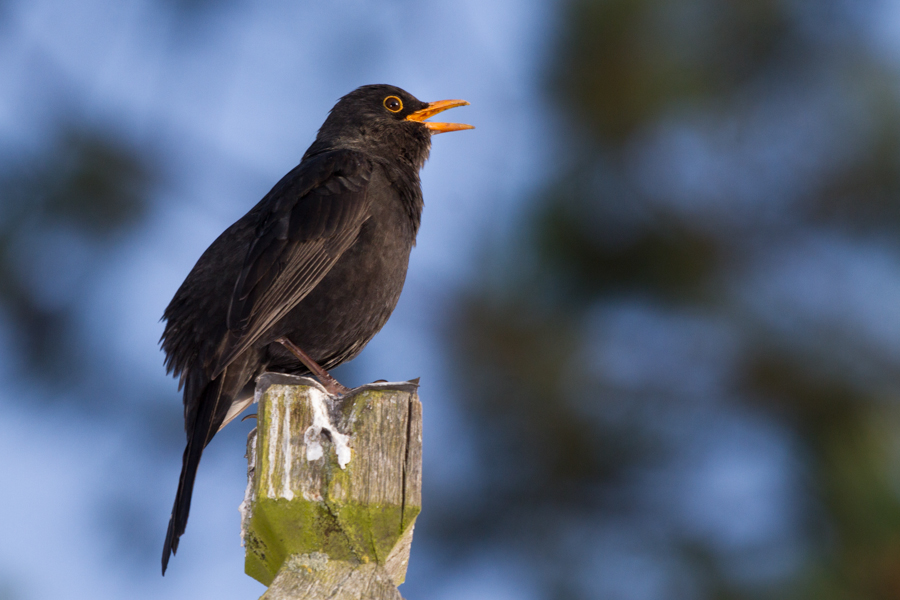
406, 99, 474, 134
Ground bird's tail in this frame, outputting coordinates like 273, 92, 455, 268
161, 375, 226, 575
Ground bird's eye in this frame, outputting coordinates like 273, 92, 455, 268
383, 96, 403, 113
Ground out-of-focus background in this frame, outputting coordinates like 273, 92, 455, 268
3, 1, 900, 599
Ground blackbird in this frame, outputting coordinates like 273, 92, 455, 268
160, 84, 472, 574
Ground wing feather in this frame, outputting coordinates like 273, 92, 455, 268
212, 150, 372, 377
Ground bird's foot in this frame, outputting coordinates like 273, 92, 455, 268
318, 375, 351, 397
275, 336, 350, 397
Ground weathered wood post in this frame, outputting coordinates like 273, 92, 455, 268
240, 373, 422, 600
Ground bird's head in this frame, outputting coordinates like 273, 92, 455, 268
308, 84, 473, 169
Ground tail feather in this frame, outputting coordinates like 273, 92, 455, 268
161, 375, 226, 575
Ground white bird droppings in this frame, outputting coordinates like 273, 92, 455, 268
305, 387, 352, 469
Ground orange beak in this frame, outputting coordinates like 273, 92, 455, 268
406, 99, 474, 134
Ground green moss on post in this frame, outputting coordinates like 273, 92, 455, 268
241, 374, 422, 599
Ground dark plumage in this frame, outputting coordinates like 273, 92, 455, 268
160, 84, 471, 574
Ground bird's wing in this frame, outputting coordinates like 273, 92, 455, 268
209, 149, 373, 378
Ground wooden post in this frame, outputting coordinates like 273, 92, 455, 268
240, 373, 422, 600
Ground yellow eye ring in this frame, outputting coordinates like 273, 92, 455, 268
383, 96, 403, 113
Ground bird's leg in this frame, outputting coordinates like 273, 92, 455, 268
275, 336, 350, 396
